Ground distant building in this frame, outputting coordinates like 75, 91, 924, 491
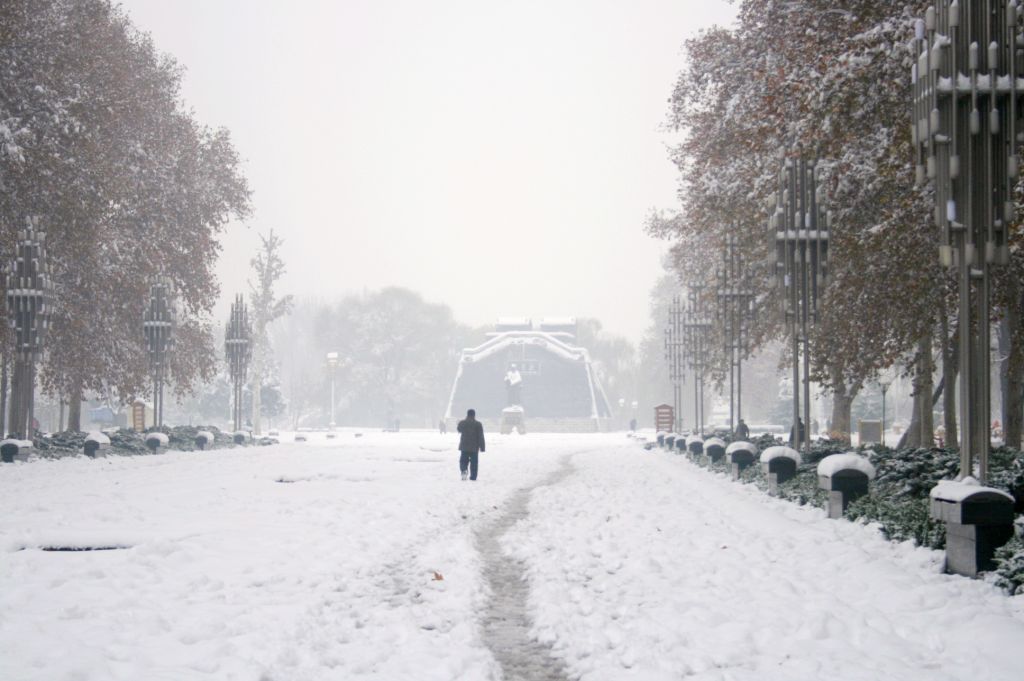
445, 317, 612, 432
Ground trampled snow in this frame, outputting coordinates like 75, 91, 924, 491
1, 433, 1022, 680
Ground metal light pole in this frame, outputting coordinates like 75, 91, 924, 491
4, 220, 53, 439
143, 276, 175, 429
683, 285, 712, 436
771, 151, 830, 455
716, 232, 755, 433
879, 378, 891, 447
664, 296, 687, 432
225, 294, 252, 432
912, 2, 1018, 482
326, 351, 339, 429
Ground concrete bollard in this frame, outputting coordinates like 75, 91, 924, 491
817, 453, 875, 519
760, 446, 801, 495
664, 433, 677, 450
686, 435, 704, 459
0, 439, 31, 463
233, 430, 248, 445
656, 431, 666, 448
84, 431, 110, 458
704, 437, 726, 465
144, 432, 169, 453
726, 441, 759, 480
195, 431, 214, 451
929, 479, 1015, 578
676, 436, 687, 454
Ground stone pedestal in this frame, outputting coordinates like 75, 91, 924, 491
727, 443, 757, 481
763, 458, 797, 495
819, 471, 870, 519
930, 481, 1015, 578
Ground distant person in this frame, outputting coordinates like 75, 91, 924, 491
789, 417, 805, 448
629, 418, 637, 433
457, 408, 486, 481
439, 419, 447, 434
734, 418, 750, 440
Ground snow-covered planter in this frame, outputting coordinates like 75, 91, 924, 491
726, 441, 759, 480
929, 478, 1015, 578
233, 430, 248, 445
656, 431, 667, 447
703, 437, 726, 464
760, 446, 801, 494
194, 431, 214, 451
664, 433, 677, 450
84, 431, 110, 458
144, 432, 169, 453
685, 434, 704, 458
0, 438, 31, 463
817, 453, 875, 519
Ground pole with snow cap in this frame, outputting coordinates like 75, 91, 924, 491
683, 284, 712, 436
664, 296, 686, 433
715, 231, 756, 434
911, 0, 1020, 482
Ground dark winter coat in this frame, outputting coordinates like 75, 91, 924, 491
735, 422, 750, 440
457, 418, 486, 453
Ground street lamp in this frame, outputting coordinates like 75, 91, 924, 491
664, 296, 686, 432
143, 276, 175, 428
4, 219, 53, 439
911, 2, 1018, 482
683, 284, 712, 436
715, 231, 756, 433
771, 150, 830, 455
225, 294, 252, 432
879, 377, 891, 447
326, 351, 339, 429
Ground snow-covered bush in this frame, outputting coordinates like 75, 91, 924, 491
994, 536, 1024, 596
846, 495, 945, 549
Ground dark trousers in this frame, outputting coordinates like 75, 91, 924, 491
459, 451, 479, 480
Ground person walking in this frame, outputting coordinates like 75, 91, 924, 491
789, 417, 805, 448
457, 408, 486, 481
734, 418, 750, 440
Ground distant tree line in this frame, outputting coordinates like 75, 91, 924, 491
650, 1, 1024, 448
0, 0, 250, 430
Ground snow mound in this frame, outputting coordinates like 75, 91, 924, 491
196, 431, 214, 443
761, 445, 801, 465
703, 437, 726, 449
685, 434, 704, 446
817, 453, 875, 480
726, 441, 759, 455
929, 478, 1013, 503
144, 432, 169, 446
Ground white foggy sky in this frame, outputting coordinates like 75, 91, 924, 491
117, 0, 736, 342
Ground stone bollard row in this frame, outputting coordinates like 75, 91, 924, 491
84, 431, 110, 458
726, 441, 759, 480
759, 446, 801, 495
0, 439, 32, 463
930, 479, 1015, 578
817, 453, 875, 519
703, 437, 726, 465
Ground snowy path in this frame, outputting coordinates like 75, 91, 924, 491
478, 456, 573, 681
2, 433, 1023, 681
507, 445, 1024, 681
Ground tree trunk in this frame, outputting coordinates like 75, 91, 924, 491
67, 381, 83, 432
828, 368, 854, 443
0, 358, 7, 437
942, 309, 959, 449
918, 333, 935, 447
1001, 285, 1024, 449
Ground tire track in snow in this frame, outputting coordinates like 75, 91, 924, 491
477, 456, 575, 681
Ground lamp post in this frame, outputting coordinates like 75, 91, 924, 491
225, 294, 251, 432
143, 276, 175, 428
664, 296, 686, 432
683, 284, 712, 436
715, 231, 756, 433
4, 219, 53, 439
879, 378, 891, 447
911, 2, 1019, 482
771, 150, 830, 455
326, 351, 339, 430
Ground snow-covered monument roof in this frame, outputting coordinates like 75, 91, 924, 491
446, 318, 612, 431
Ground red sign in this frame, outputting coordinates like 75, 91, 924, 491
654, 404, 674, 432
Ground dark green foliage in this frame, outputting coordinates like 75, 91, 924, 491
993, 535, 1024, 596
31, 426, 257, 458
846, 495, 946, 549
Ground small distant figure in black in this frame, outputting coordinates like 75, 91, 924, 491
734, 418, 750, 440
789, 417, 805, 448
457, 408, 486, 481
629, 418, 637, 433
439, 418, 447, 434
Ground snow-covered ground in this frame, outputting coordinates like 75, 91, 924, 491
1, 433, 1022, 681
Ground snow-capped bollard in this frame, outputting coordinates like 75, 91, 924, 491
84, 431, 110, 458
664, 433, 677, 450
233, 430, 248, 445
144, 432, 169, 453
676, 436, 687, 453
726, 441, 758, 480
760, 446, 801, 495
929, 479, 1015, 578
195, 431, 214, 451
656, 431, 666, 448
0, 439, 31, 463
686, 434, 704, 459
704, 437, 726, 465
817, 453, 875, 519
295, 434, 307, 442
